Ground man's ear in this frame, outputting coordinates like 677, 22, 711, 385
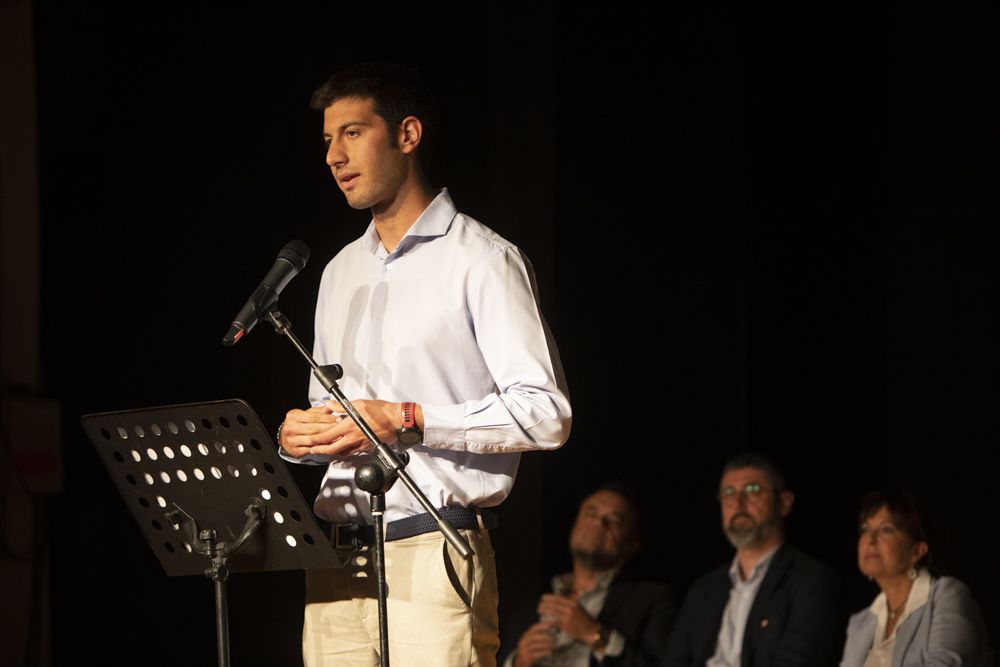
626, 537, 641, 561
778, 490, 795, 518
398, 115, 423, 155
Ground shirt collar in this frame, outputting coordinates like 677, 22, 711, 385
869, 567, 932, 628
728, 541, 782, 586
360, 188, 457, 258
551, 567, 618, 597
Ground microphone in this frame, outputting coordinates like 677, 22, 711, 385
222, 240, 310, 345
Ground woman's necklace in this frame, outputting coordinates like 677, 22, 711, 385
887, 600, 906, 621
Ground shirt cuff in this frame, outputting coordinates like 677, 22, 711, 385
420, 402, 467, 448
277, 446, 335, 466
597, 629, 625, 660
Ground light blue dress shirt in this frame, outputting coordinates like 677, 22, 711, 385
708, 543, 782, 667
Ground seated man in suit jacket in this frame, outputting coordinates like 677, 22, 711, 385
661, 453, 844, 667
500, 483, 676, 667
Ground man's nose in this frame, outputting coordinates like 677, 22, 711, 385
326, 140, 346, 167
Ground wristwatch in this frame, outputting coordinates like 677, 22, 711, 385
589, 623, 611, 652
397, 402, 423, 446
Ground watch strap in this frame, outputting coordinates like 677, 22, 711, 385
401, 402, 416, 429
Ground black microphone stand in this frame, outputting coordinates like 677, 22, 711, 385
354, 460, 401, 663
265, 307, 472, 667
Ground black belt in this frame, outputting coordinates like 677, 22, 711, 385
333, 507, 498, 551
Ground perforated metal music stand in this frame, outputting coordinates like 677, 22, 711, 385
81, 398, 345, 667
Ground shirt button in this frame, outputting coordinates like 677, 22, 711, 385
385, 263, 394, 271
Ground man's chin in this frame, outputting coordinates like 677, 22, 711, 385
724, 524, 760, 549
344, 196, 371, 211
571, 547, 619, 571
340, 189, 374, 210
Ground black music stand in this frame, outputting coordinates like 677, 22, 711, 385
81, 398, 346, 667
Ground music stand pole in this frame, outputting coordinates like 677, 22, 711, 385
203, 530, 231, 667
168, 499, 266, 667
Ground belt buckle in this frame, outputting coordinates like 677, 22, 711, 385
334, 523, 365, 551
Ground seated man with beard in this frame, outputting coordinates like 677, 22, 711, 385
661, 453, 844, 667
500, 483, 675, 666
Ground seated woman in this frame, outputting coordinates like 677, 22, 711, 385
840, 491, 992, 667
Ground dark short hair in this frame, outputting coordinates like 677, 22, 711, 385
310, 62, 440, 164
859, 491, 930, 568
721, 452, 788, 493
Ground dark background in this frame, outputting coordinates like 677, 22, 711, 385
21, 1, 1000, 664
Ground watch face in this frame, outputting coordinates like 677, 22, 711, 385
398, 428, 422, 446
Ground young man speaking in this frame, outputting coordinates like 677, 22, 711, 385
277, 62, 572, 667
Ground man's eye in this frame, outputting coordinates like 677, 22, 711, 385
346, 130, 360, 138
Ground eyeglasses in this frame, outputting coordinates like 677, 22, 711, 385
719, 483, 773, 504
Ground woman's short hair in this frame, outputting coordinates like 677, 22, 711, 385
859, 490, 931, 569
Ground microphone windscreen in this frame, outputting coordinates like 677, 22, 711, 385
279, 240, 310, 271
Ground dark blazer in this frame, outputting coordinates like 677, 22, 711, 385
500, 573, 676, 667
661, 543, 844, 667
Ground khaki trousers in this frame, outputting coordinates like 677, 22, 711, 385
303, 523, 499, 667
